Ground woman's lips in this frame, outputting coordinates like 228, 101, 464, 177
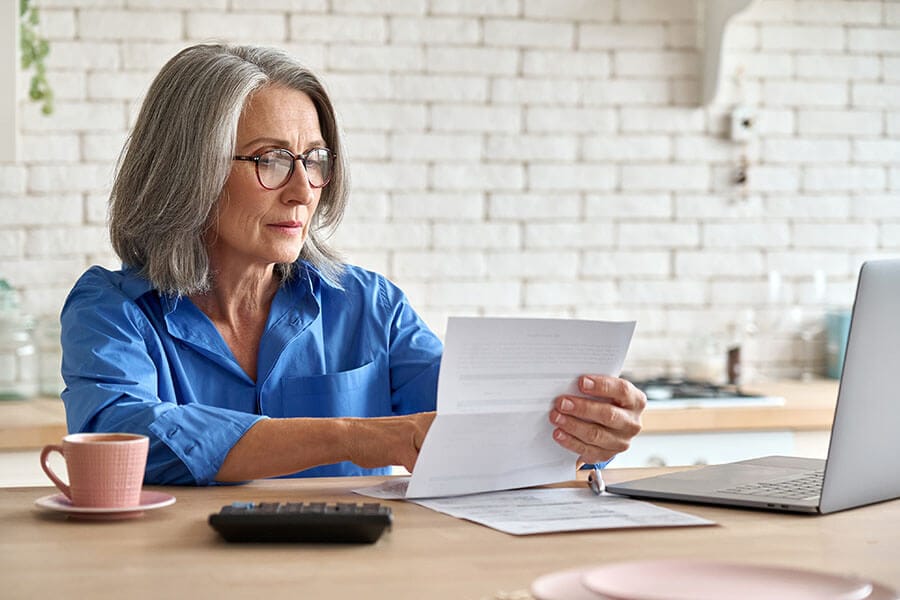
268, 221, 304, 234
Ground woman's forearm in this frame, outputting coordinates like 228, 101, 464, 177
214, 411, 435, 482
215, 418, 352, 482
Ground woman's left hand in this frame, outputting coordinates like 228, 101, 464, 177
549, 375, 647, 464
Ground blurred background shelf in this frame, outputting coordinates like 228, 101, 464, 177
0, 379, 839, 484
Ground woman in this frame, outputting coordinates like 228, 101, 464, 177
60, 44, 645, 485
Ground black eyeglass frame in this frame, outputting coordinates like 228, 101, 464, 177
233, 147, 336, 190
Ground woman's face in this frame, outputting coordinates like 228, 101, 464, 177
210, 85, 325, 275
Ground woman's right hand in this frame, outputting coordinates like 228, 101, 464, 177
344, 411, 436, 472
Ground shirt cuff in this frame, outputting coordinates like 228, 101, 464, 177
148, 404, 266, 485
579, 459, 613, 470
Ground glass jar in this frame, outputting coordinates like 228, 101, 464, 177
0, 280, 39, 400
0, 313, 38, 400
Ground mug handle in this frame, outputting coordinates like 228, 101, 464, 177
40, 445, 71, 500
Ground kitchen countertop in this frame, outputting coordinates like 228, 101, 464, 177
0, 379, 840, 451
0, 397, 68, 450
641, 379, 839, 434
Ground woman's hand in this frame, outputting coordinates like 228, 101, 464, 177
549, 375, 646, 464
345, 411, 436, 472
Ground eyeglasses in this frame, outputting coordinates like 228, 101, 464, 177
233, 147, 335, 190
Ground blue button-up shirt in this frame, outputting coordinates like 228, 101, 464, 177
60, 263, 442, 485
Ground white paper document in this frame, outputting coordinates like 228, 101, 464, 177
399, 317, 635, 499
410, 487, 715, 535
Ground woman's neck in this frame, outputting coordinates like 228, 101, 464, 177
190, 263, 279, 330
188, 262, 280, 381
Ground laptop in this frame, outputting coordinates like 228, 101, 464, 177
607, 259, 900, 514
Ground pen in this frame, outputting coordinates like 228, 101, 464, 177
588, 465, 605, 495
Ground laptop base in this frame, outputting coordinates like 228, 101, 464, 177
606, 456, 822, 514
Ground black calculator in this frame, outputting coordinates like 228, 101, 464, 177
208, 501, 392, 544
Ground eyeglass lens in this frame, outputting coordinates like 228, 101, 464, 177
257, 148, 333, 189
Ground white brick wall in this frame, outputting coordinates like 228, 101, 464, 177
390, 16, 479, 44
188, 13, 287, 42
2, 0, 900, 381
80, 11, 183, 42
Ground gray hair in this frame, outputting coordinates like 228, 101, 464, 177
109, 43, 348, 295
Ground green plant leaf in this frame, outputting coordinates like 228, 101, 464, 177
19, 0, 54, 115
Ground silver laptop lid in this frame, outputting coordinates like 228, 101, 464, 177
820, 259, 900, 514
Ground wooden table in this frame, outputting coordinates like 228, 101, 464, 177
2, 469, 898, 599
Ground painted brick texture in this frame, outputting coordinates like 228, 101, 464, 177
2, 0, 899, 380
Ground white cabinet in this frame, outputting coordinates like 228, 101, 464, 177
611, 430, 831, 468
0, 450, 53, 487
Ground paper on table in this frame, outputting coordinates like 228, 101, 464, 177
407, 487, 714, 535
403, 317, 635, 499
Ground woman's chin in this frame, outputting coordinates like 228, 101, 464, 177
276, 243, 306, 265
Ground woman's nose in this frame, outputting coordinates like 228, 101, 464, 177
282, 165, 315, 205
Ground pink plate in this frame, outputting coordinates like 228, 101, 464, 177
581, 559, 877, 600
34, 490, 176, 520
531, 567, 602, 600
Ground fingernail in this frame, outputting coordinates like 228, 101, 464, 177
561, 399, 574, 411
554, 412, 565, 425
554, 429, 566, 441
581, 376, 595, 390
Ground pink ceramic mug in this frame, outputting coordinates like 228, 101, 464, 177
40, 433, 149, 508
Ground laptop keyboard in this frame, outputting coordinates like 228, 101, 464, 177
718, 470, 824, 500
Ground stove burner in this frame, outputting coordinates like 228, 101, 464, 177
623, 376, 785, 409
627, 377, 760, 402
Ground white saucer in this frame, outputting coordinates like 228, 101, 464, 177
34, 491, 176, 520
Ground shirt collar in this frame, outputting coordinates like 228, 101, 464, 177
160, 261, 325, 347
117, 266, 156, 300
298, 260, 344, 292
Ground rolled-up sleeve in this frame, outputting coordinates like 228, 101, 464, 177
146, 404, 264, 484
378, 277, 442, 415
60, 271, 264, 485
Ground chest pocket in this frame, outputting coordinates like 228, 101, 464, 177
276, 360, 391, 418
